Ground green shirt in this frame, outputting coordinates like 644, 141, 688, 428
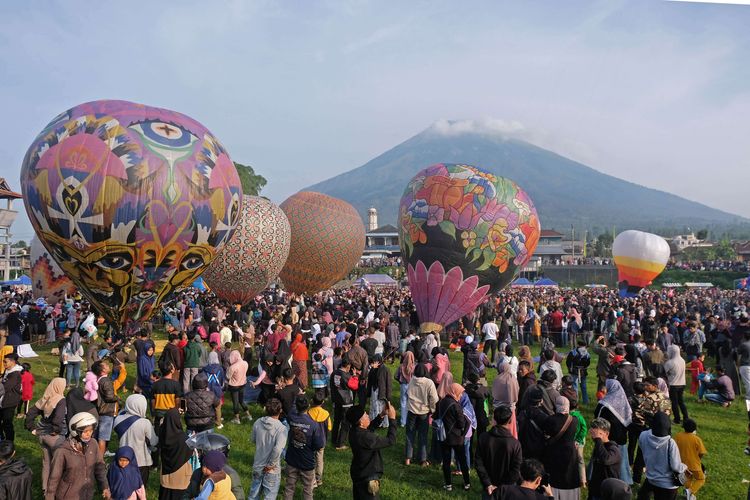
571, 410, 587, 445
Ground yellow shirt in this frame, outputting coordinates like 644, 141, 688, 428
674, 431, 707, 476
308, 406, 332, 431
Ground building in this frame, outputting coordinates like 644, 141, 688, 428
534, 229, 569, 263
0, 179, 22, 281
672, 233, 712, 252
735, 241, 750, 262
363, 223, 400, 260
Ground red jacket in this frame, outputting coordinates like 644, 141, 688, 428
21, 371, 35, 402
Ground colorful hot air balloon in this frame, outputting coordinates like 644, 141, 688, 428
30, 236, 76, 300
399, 163, 540, 333
20, 100, 242, 332
202, 195, 291, 304
613, 230, 670, 297
279, 192, 365, 294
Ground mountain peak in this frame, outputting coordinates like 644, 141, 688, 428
425, 118, 526, 140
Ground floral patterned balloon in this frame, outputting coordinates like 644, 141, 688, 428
399, 163, 540, 333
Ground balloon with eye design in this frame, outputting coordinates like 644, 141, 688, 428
20, 100, 242, 332
30, 236, 77, 300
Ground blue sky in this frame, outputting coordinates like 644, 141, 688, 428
1, 0, 748, 241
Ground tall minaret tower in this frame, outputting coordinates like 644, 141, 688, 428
368, 207, 378, 231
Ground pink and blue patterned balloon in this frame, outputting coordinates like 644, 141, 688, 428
20, 100, 242, 332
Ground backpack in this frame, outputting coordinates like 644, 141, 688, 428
432, 400, 457, 442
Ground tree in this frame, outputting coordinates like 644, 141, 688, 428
11, 240, 27, 248
233, 162, 267, 196
695, 229, 708, 241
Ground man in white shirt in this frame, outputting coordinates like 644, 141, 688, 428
373, 322, 386, 356
482, 317, 499, 367
219, 320, 233, 346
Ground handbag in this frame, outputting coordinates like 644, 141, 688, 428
432, 400, 456, 442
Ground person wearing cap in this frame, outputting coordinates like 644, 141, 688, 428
347, 400, 397, 499
194, 449, 233, 500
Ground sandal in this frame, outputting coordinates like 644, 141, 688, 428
420, 461, 431, 467
404, 459, 411, 466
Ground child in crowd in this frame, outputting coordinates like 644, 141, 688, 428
688, 353, 705, 395
697, 367, 714, 401
17, 362, 34, 418
569, 399, 588, 488
332, 347, 344, 372
311, 353, 329, 398
307, 392, 331, 488
674, 419, 707, 499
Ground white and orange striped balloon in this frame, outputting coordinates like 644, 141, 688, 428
613, 230, 670, 297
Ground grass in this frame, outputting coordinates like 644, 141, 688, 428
12, 337, 750, 499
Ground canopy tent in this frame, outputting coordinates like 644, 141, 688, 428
356, 274, 397, 287
584, 284, 608, 289
511, 277, 533, 287
0, 275, 31, 286
684, 282, 714, 288
534, 278, 558, 287
661, 283, 683, 288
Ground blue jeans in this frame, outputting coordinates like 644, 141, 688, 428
618, 444, 632, 485
405, 412, 429, 462
65, 362, 81, 387
705, 393, 729, 405
400, 383, 409, 427
248, 469, 281, 500
572, 375, 589, 404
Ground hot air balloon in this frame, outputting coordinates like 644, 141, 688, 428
399, 163, 540, 333
20, 100, 242, 333
202, 195, 291, 304
279, 192, 365, 294
30, 236, 76, 300
613, 230, 670, 297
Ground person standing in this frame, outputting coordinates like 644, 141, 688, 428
475, 405, 523, 499
182, 335, 204, 395
249, 398, 287, 500
595, 379, 634, 486
226, 350, 251, 424
24, 377, 67, 493
46, 412, 110, 500
367, 355, 392, 428
587, 417, 622, 500
93, 360, 118, 458
62, 331, 84, 388
436, 383, 471, 492
158, 408, 193, 500
348, 402, 398, 499
404, 363, 438, 466
736, 327, 750, 422
107, 446, 146, 500
331, 359, 357, 450
482, 317, 499, 366
674, 419, 707, 499
637, 412, 686, 500
541, 397, 581, 499
283, 396, 325, 500
114, 394, 158, 485
664, 345, 688, 424
0, 353, 23, 442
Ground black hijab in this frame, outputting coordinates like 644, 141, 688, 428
651, 411, 671, 437
159, 408, 192, 474
66, 387, 98, 418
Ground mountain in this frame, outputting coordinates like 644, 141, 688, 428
304, 122, 749, 237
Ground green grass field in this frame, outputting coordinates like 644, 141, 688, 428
11, 338, 750, 499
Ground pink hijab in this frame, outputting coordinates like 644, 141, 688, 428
438, 371, 455, 399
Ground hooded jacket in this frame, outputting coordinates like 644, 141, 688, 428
664, 345, 686, 387
330, 367, 354, 407
286, 407, 325, 471
0, 364, 22, 409
251, 416, 287, 472
184, 374, 219, 430
0, 458, 33, 500
638, 412, 686, 489
475, 426, 522, 488
46, 438, 109, 500
114, 395, 158, 467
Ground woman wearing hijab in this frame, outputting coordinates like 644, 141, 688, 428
115, 394, 158, 484
158, 408, 193, 500
492, 363, 520, 438
317, 336, 334, 375
518, 345, 534, 372
398, 351, 417, 427
638, 412, 687, 500
108, 446, 146, 500
24, 377, 67, 493
226, 350, 251, 424
135, 344, 155, 402
290, 333, 309, 389
541, 396, 581, 500
435, 382, 471, 491
431, 347, 451, 387
595, 379, 634, 485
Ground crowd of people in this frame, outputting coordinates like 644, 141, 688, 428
0, 282, 748, 499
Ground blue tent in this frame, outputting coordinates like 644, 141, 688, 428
0, 275, 31, 286
192, 277, 207, 291
534, 278, 558, 287
511, 277, 533, 287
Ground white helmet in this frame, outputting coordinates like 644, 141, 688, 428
68, 412, 98, 437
